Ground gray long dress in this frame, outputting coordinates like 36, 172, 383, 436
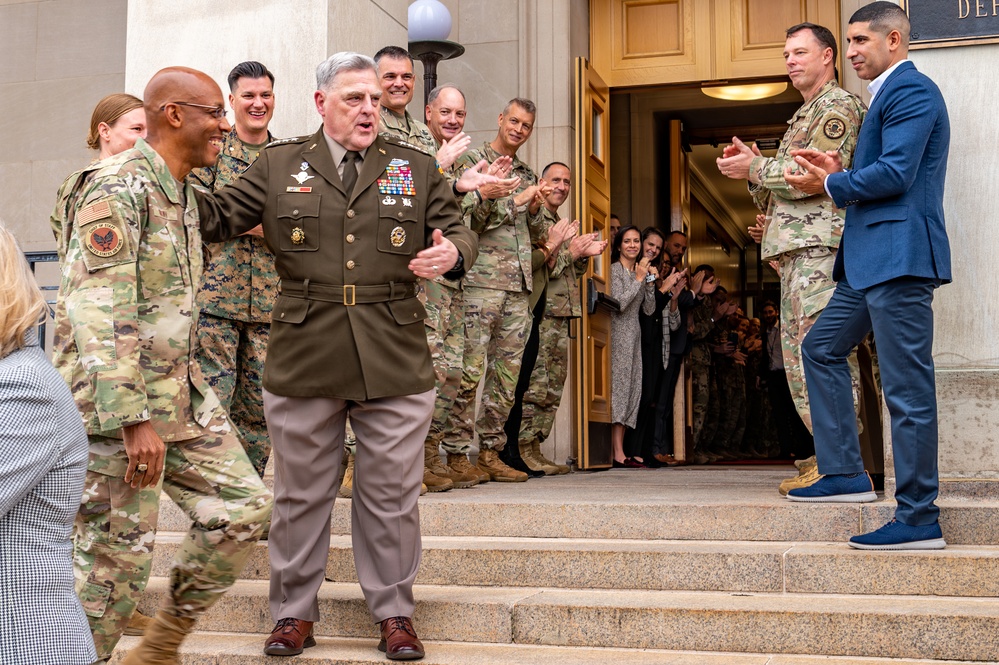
610, 262, 656, 427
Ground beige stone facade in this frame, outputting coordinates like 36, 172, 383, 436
6, 0, 997, 486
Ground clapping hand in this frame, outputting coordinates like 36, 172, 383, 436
435, 131, 472, 170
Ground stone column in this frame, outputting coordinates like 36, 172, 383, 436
125, 0, 406, 137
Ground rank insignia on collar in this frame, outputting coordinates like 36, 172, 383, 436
85, 222, 124, 257
292, 171, 315, 185
382, 195, 397, 205
291, 227, 306, 245
402, 197, 413, 207
390, 226, 407, 247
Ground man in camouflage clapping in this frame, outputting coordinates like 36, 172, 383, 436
716, 22, 866, 492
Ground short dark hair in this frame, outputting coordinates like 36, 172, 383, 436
374, 45, 414, 66
762, 300, 778, 311
786, 22, 838, 63
227, 61, 274, 91
666, 230, 687, 241
611, 224, 641, 263
541, 161, 570, 178
504, 97, 537, 117
693, 264, 715, 275
849, 1, 910, 43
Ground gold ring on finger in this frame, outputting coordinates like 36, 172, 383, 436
137, 463, 149, 472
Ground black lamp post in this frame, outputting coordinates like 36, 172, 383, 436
407, 0, 464, 108
408, 40, 465, 108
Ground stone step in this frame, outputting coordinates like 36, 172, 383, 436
108, 632, 990, 665
137, 578, 999, 661
149, 533, 999, 597
155, 490, 999, 546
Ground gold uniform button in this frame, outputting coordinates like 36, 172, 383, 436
346, 260, 356, 269
347, 209, 356, 218
346, 234, 355, 243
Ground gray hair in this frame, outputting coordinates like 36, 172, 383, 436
316, 52, 376, 91
427, 84, 465, 106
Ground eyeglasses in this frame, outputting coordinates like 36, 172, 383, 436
160, 101, 228, 119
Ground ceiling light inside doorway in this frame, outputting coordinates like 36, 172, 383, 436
701, 82, 787, 101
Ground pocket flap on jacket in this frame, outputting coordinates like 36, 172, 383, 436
388, 297, 428, 325
863, 204, 908, 226
272, 295, 310, 324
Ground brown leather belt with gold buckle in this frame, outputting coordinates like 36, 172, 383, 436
280, 278, 415, 305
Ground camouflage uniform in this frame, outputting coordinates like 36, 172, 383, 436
749, 80, 865, 432
519, 220, 589, 448
447, 142, 546, 452
377, 107, 469, 455
49, 139, 272, 659
688, 298, 718, 452
189, 128, 277, 477
379, 105, 437, 155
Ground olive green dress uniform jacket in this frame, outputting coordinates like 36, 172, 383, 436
196, 129, 478, 401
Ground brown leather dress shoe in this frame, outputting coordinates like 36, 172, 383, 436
378, 616, 425, 660
263, 617, 316, 656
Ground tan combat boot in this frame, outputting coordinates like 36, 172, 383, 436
779, 463, 821, 496
520, 438, 560, 475
530, 439, 570, 475
427, 442, 478, 488
120, 610, 196, 665
338, 452, 355, 498
123, 608, 154, 636
423, 442, 454, 492
448, 452, 490, 484
476, 448, 528, 482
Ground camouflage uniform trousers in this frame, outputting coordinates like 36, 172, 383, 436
690, 354, 718, 452
710, 360, 747, 453
449, 286, 531, 452
73, 413, 272, 659
519, 314, 571, 445
779, 246, 861, 433
195, 312, 271, 477
424, 279, 471, 454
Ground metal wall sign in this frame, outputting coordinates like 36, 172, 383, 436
902, 0, 999, 49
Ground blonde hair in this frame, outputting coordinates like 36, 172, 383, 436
0, 222, 46, 358
86, 93, 144, 150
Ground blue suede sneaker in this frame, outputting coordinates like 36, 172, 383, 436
849, 518, 946, 550
786, 471, 877, 503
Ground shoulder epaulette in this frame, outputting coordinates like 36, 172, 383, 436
265, 135, 311, 148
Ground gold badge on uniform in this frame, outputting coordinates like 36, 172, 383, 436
823, 117, 846, 140
390, 226, 407, 247
291, 227, 306, 245
85, 222, 124, 257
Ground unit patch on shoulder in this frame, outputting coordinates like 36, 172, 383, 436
823, 117, 846, 140
85, 222, 124, 257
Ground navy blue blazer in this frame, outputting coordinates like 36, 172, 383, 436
826, 61, 951, 290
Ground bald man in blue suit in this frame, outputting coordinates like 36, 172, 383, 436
783, 2, 951, 550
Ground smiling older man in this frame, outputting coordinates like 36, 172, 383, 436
195, 52, 488, 661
